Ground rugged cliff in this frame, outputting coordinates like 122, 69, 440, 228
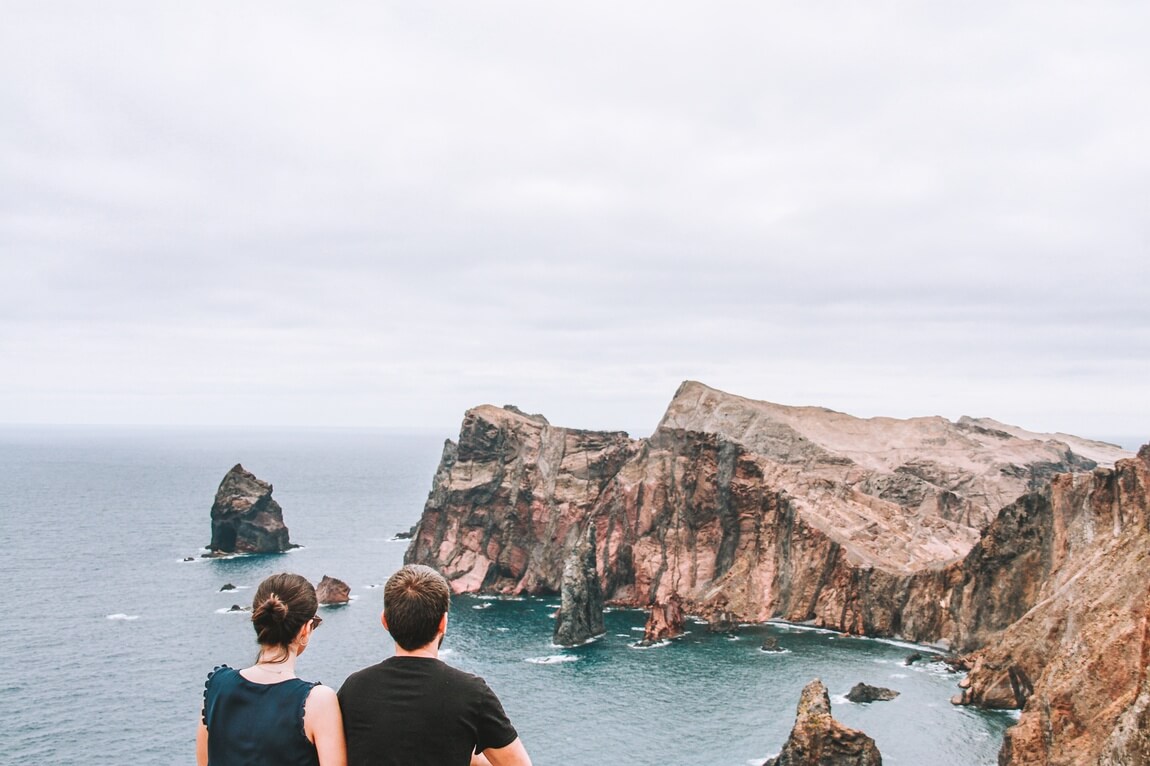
953, 446, 1150, 765
405, 383, 1147, 763
405, 382, 1127, 645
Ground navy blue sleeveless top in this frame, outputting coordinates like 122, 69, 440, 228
202, 665, 321, 766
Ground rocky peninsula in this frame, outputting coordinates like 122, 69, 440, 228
404, 381, 1145, 764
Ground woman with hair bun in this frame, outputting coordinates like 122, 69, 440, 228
197, 572, 346, 766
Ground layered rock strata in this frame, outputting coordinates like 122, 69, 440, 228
953, 446, 1150, 765
404, 383, 1143, 764
405, 383, 1126, 643
208, 464, 294, 554
553, 524, 605, 646
764, 678, 882, 766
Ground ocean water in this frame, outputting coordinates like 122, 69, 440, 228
0, 426, 1016, 765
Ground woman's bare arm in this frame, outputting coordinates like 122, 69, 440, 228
196, 720, 208, 766
303, 685, 347, 766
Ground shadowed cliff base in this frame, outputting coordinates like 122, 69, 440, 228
404, 381, 1148, 765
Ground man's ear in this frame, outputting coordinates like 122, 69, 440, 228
438, 612, 448, 634
381, 611, 389, 630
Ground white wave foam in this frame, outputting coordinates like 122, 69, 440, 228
629, 639, 670, 650
215, 607, 250, 614
473, 603, 492, 610
496, 627, 510, 632
767, 620, 837, 636
832, 693, 852, 705
889, 672, 908, 679
106, 613, 139, 621
758, 648, 792, 655
524, 655, 578, 665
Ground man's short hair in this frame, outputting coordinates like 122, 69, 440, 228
383, 564, 452, 651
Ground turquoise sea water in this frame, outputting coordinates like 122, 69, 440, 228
0, 426, 1016, 765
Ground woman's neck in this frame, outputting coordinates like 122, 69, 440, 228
251, 647, 299, 676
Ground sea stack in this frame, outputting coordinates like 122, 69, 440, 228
207, 464, 294, 554
639, 595, 684, 646
316, 575, 351, 605
765, 679, 882, 766
553, 524, 605, 647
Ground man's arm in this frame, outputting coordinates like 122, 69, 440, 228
479, 737, 532, 766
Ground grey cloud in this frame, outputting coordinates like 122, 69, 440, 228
0, 2, 1147, 441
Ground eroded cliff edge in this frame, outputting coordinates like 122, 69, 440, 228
406, 382, 1125, 633
955, 445, 1150, 765
404, 381, 1144, 763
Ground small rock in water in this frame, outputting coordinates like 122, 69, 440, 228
219, 583, 236, 592
761, 636, 784, 652
707, 607, 738, 634
316, 574, 351, 605
845, 682, 900, 703
227, 604, 247, 612
638, 595, 684, 646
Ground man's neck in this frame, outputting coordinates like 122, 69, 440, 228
393, 639, 440, 659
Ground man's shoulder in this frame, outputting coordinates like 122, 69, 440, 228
338, 660, 392, 691
339, 657, 491, 690
435, 660, 489, 686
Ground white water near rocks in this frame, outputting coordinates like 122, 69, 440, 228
0, 426, 1016, 765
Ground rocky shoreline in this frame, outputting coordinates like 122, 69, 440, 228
404, 381, 1147, 765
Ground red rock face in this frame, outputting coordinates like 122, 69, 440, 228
405, 385, 1126, 644
405, 383, 1147, 764
954, 447, 1150, 765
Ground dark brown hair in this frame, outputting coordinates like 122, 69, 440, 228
383, 565, 451, 651
251, 573, 318, 661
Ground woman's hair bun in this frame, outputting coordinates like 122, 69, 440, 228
249, 573, 319, 651
252, 592, 290, 625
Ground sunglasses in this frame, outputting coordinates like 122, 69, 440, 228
309, 614, 323, 630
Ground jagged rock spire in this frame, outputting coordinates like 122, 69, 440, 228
765, 679, 882, 766
553, 523, 605, 646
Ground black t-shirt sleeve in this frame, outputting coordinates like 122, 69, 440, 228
472, 678, 519, 753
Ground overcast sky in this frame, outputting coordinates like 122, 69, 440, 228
2, 2, 1147, 446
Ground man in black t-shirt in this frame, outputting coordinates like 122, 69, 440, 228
338, 565, 532, 766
